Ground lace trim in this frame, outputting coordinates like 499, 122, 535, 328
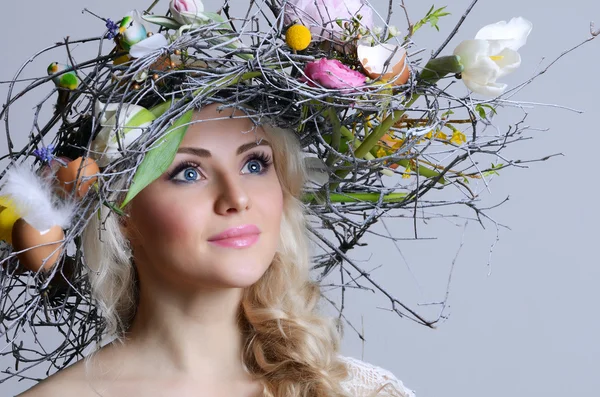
339, 355, 416, 397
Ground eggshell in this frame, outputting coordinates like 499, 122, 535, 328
358, 43, 410, 86
11, 218, 64, 273
55, 157, 99, 199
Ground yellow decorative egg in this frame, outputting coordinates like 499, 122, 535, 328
0, 196, 20, 244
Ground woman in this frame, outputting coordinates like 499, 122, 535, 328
16, 103, 415, 397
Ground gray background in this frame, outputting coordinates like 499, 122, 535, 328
1, 0, 599, 396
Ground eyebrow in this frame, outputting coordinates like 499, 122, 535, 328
177, 139, 272, 157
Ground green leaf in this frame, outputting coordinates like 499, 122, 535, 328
481, 163, 503, 177
125, 108, 156, 130
148, 99, 174, 118
476, 104, 486, 119
474, 103, 498, 120
202, 11, 226, 23
412, 5, 451, 34
120, 109, 194, 208
142, 15, 182, 30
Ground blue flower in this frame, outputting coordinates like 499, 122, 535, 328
106, 19, 119, 40
33, 144, 55, 163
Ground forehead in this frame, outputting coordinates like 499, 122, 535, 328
179, 104, 268, 148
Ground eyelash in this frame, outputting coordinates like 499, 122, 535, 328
167, 151, 273, 183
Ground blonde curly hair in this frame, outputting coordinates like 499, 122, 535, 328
81, 107, 352, 396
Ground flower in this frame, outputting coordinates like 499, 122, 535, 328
130, 33, 170, 58
33, 145, 55, 163
105, 19, 119, 40
450, 130, 467, 145
169, 0, 210, 26
388, 25, 400, 37
91, 101, 157, 167
453, 17, 532, 96
426, 129, 447, 142
301, 58, 366, 89
286, 24, 312, 51
284, 0, 373, 39
357, 43, 410, 85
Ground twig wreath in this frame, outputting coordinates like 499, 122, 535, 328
0, 0, 598, 383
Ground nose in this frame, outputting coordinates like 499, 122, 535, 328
214, 173, 251, 215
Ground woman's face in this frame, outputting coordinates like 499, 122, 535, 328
123, 103, 283, 290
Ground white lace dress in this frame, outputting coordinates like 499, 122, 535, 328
339, 356, 416, 397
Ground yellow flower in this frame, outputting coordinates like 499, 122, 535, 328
450, 130, 467, 145
376, 147, 387, 158
285, 24, 312, 51
380, 133, 404, 150
0, 196, 20, 244
402, 165, 412, 179
432, 130, 447, 141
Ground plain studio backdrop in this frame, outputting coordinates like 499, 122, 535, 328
1, 0, 599, 396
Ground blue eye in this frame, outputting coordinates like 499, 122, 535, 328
241, 152, 273, 175
180, 168, 200, 181
169, 163, 202, 183
242, 159, 263, 174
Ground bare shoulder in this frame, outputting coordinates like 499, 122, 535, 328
338, 355, 416, 397
16, 359, 94, 397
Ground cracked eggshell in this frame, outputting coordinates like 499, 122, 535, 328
358, 43, 410, 86
11, 219, 64, 273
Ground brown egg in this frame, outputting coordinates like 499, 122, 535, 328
40, 156, 71, 180
11, 218, 64, 273
55, 157, 99, 199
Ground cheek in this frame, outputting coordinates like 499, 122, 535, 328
253, 178, 284, 226
129, 188, 208, 245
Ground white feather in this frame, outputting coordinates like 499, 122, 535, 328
1, 163, 75, 231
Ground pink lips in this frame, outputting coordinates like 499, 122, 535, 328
207, 225, 261, 248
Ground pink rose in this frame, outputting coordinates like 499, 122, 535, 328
284, 0, 373, 40
301, 58, 366, 89
169, 0, 209, 25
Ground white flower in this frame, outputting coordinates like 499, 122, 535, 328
169, 0, 210, 26
91, 101, 157, 167
372, 26, 384, 36
130, 33, 169, 58
388, 25, 400, 37
453, 17, 532, 96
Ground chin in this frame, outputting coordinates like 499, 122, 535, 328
219, 257, 273, 288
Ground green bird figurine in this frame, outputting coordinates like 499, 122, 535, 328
118, 12, 148, 51
47, 62, 80, 90
47, 62, 79, 113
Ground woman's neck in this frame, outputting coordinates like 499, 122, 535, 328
122, 279, 249, 382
